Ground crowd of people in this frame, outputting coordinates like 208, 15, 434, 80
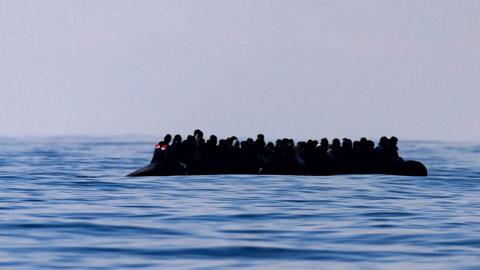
148, 130, 405, 175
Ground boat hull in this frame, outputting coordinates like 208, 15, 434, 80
127, 160, 427, 177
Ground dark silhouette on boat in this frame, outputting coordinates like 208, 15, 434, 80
128, 130, 428, 177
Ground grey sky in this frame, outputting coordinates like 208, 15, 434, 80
0, 1, 479, 141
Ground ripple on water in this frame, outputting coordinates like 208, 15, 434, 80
0, 138, 479, 269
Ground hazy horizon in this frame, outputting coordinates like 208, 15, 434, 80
1, 1, 479, 142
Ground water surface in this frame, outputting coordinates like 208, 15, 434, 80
0, 137, 479, 269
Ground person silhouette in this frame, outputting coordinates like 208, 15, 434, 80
151, 134, 172, 163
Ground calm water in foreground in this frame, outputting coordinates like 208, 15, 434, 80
0, 137, 479, 269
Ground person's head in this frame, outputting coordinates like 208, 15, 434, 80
389, 136, 398, 146
342, 138, 352, 150
173, 134, 182, 144
320, 138, 329, 146
332, 138, 340, 148
275, 139, 282, 147
219, 139, 226, 145
353, 141, 360, 150
288, 139, 294, 147
266, 142, 274, 151
257, 134, 265, 141
164, 134, 172, 144
379, 136, 388, 147
297, 141, 307, 150
367, 140, 375, 150
193, 129, 203, 136
281, 138, 290, 149
194, 132, 203, 142
240, 141, 247, 148
232, 139, 240, 148
208, 135, 217, 145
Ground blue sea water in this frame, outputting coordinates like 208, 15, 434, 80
0, 137, 479, 270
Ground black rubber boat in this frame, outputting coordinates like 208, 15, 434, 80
127, 160, 427, 177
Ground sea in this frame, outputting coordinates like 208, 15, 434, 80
0, 137, 479, 270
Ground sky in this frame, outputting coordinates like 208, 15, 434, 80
0, 0, 479, 142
